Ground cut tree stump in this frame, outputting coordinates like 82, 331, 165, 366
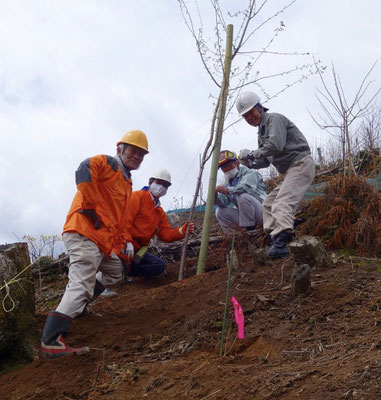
288, 236, 332, 268
291, 264, 311, 296
226, 250, 240, 271
0, 243, 38, 361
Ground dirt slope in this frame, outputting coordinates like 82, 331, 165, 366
1, 243, 381, 400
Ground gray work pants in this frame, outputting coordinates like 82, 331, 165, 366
56, 232, 123, 318
215, 192, 263, 234
263, 155, 315, 238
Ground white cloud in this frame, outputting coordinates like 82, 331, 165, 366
0, 0, 380, 244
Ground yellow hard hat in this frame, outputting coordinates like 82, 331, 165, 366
117, 130, 149, 153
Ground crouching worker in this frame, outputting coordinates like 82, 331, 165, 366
236, 91, 315, 258
124, 169, 194, 280
215, 150, 266, 233
40, 130, 149, 358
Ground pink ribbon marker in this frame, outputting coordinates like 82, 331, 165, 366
231, 296, 245, 339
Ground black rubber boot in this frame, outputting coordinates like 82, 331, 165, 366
41, 311, 89, 359
268, 231, 294, 259
294, 217, 306, 229
90, 279, 106, 302
78, 279, 107, 317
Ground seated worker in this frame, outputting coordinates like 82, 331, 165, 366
124, 168, 194, 279
215, 150, 266, 233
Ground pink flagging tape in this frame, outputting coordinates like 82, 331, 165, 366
231, 296, 245, 339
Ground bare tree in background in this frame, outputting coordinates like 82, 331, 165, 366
177, 0, 324, 279
358, 106, 381, 153
22, 234, 62, 261
309, 60, 380, 179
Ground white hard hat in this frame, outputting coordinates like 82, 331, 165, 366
236, 91, 261, 116
150, 168, 172, 185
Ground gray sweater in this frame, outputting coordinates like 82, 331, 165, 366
252, 112, 311, 174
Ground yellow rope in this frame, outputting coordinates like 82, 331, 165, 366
0, 257, 40, 313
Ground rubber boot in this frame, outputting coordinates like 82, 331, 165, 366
41, 311, 89, 359
78, 279, 106, 317
90, 279, 106, 302
268, 231, 294, 259
294, 217, 305, 229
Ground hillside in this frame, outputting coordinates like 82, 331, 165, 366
3, 171, 381, 399
1, 237, 381, 399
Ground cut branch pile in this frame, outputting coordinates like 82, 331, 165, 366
298, 174, 381, 255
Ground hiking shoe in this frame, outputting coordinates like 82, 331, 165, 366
99, 288, 118, 298
41, 334, 89, 359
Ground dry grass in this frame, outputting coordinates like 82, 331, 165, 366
298, 174, 381, 255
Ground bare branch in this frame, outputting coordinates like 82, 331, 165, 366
239, 0, 296, 50
231, 0, 256, 58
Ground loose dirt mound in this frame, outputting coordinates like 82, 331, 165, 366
2, 245, 381, 399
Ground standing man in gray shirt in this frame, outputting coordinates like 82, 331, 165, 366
236, 91, 315, 258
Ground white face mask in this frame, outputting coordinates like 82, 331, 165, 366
149, 182, 168, 198
224, 167, 238, 180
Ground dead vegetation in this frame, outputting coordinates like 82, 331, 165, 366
298, 174, 381, 255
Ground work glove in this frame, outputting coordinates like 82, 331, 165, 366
121, 242, 134, 262
78, 209, 101, 230
179, 220, 194, 236
250, 157, 270, 169
239, 148, 252, 161
243, 151, 271, 169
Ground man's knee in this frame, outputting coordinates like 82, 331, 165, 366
215, 206, 227, 223
215, 206, 224, 218
138, 255, 165, 279
236, 192, 252, 205
151, 261, 165, 276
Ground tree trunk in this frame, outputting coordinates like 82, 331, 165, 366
0, 243, 38, 361
197, 24, 234, 275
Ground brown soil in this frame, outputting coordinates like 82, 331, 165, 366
2, 240, 381, 400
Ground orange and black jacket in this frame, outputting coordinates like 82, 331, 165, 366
63, 155, 132, 256
125, 188, 184, 251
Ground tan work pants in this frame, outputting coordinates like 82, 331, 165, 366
56, 232, 123, 318
263, 155, 315, 238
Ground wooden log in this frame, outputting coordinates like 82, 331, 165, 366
31, 255, 69, 278
291, 264, 311, 296
226, 250, 240, 271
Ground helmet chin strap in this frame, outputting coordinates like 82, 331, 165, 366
255, 104, 264, 124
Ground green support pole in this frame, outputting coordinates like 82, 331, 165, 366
219, 232, 235, 356
197, 24, 233, 275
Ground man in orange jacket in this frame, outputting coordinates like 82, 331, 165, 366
40, 130, 149, 359
124, 168, 194, 280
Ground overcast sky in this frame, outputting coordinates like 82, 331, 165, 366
1, 0, 380, 246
